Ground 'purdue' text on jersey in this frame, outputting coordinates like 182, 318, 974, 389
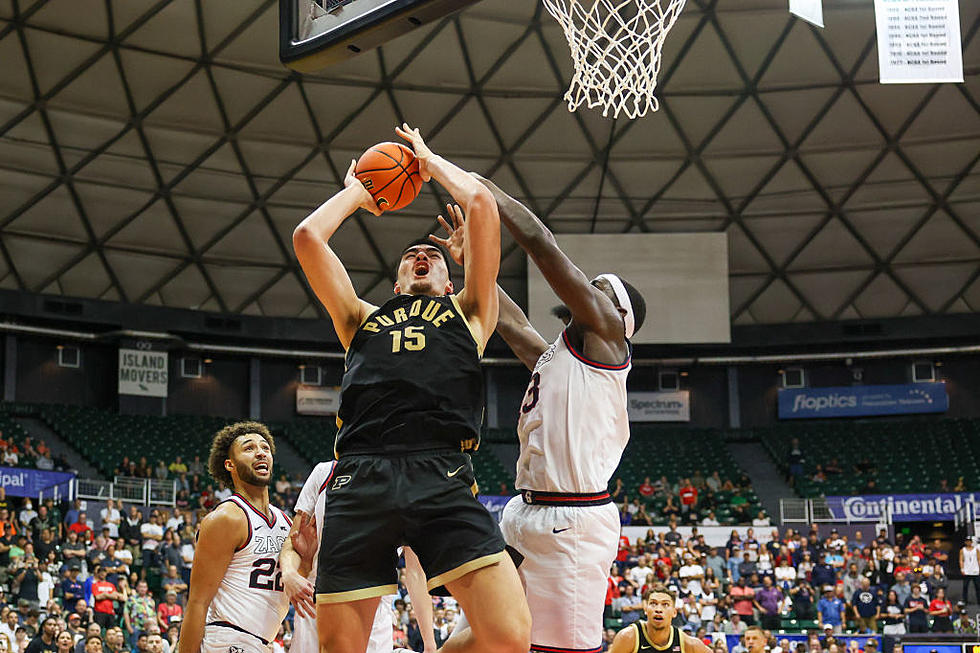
336, 294, 484, 456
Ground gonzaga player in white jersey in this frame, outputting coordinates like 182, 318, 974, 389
179, 422, 316, 653
430, 185, 646, 653
278, 462, 437, 653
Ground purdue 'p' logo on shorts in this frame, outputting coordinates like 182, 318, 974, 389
331, 475, 352, 491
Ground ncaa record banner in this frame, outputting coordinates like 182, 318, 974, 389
627, 391, 690, 422
825, 492, 980, 522
778, 383, 947, 419
0, 466, 74, 498
118, 349, 168, 397
296, 387, 340, 415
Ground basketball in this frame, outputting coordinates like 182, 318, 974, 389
354, 142, 423, 212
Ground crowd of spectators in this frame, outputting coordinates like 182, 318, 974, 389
611, 472, 766, 527
605, 522, 977, 652
0, 433, 71, 473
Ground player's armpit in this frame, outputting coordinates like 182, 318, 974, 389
177, 505, 247, 653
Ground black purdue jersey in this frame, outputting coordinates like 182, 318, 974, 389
632, 623, 687, 653
335, 294, 484, 456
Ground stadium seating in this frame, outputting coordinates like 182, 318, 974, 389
755, 418, 980, 497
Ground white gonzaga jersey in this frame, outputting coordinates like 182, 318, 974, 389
293, 461, 338, 580
205, 494, 292, 644
515, 330, 631, 493
291, 462, 393, 653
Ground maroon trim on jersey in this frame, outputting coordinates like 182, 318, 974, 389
231, 493, 276, 528
531, 645, 603, 653
318, 462, 338, 495
282, 511, 292, 527
561, 330, 630, 371
217, 498, 251, 552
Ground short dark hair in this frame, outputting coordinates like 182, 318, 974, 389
208, 421, 275, 488
642, 584, 673, 602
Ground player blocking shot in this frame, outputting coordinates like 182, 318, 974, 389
178, 422, 316, 653
292, 124, 530, 653
430, 178, 645, 653
276, 461, 437, 653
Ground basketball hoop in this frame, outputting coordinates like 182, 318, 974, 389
543, 0, 687, 119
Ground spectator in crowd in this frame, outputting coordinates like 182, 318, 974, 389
167, 458, 186, 477
123, 581, 154, 649
850, 577, 879, 633
638, 477, 654, 499
818, 586, 845, 634
155, 592, 181, 630
53, 631, 72, 653
613, 584, 643, 626
158, 567, 186, 604
730, 577, 755, 626
138, 514, 162, 577
24, 617, 57, 653
754, 576, 782, 630
152, 462, 168, 482
929, 587, 953, 633
961, 538, 980, 604
90, 566, 123, 630
679, 480, 698, 514
954, 609, 977, 634
100, 502, 121, 541
789, 578, 814, 620
879, 590, 905, 637
904, 583, 929, 633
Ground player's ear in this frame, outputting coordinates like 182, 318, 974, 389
224, 458, 234, 473
445, 280, 454, 294
393, 282, 401, 294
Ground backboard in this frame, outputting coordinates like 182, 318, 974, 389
280, 0, 480, 72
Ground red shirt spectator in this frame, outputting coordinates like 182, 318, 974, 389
617, 535, 630, 562
157, 593, 183, 628
92, 579, 117, 615
638, 478, 655, 498
680, 483, 698, 507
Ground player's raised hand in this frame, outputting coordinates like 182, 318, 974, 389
429, 203, 466, 265
395, 123, 433, 182
344, 159, 383, 216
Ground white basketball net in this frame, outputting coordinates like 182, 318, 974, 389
543, 0, 687, 119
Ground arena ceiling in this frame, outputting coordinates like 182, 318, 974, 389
0, 0, 978, 328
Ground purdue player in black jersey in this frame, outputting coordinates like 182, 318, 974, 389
608, 586, 713, 653
292, 123, 530, 653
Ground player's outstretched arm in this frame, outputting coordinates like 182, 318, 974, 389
177, 504, 248, 653
497, 286, 548, 371
429, 205, 546, 370
475, 175, 623, 341
293, 160, 381, 350
402, 547, 437, 653
397, 124, 499, 348
280, 510, 316, 619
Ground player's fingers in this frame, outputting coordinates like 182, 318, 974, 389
346, 159, 357, 177
428, 235, 449, 247
436, 215, 453, 234
450, 204, 464, 226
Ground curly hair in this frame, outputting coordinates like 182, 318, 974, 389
208, 421, 275, 488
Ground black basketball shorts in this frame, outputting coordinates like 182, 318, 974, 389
314, 450, 507, 603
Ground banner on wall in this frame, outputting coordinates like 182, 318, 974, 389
874, 0, 963, 84
825, 492, 980, 522
118, 349, 168, 397
0, 466, 74, 498
296, 387, 341, 415
627, 391, 690, 422
778, 383, 947, 419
